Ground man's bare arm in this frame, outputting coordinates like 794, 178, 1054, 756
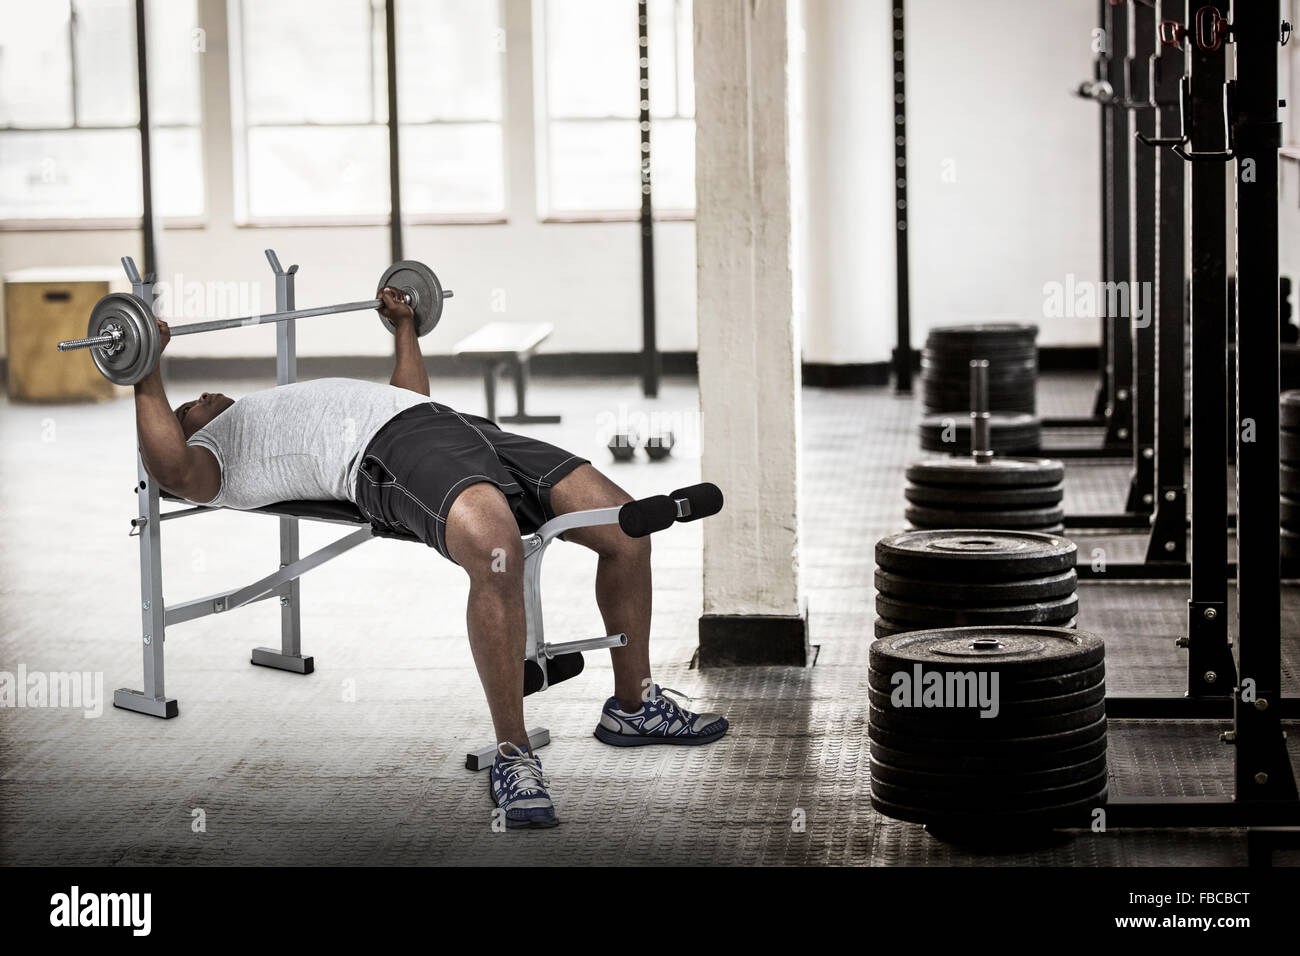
134, 320, 221, 502
380, 287, 431, 396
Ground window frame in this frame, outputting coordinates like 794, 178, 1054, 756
532, 0, 695, 224
228, 0, 510, 228
0, 0, 206, 231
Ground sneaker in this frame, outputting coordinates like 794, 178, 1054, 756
489, 742, 559, 829
594, 685, 729, 747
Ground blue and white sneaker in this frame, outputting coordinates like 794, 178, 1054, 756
489, 743, 559, 829
594, 685, 729, 747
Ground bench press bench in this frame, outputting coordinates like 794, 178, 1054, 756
108, 251, 723, 771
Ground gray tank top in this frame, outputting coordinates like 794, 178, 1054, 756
185, 378, 430, 509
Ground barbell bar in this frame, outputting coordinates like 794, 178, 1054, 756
56, 259, 452, 386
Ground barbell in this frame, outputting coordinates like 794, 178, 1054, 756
55, 260, 452, 386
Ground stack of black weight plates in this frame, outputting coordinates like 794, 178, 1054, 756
874, 530, 1078, 638
904, 457, 1065, 533
1282, 391, 1300, 562
868, 625, 1107, 834
918, 412, 1042, 455
921, 324, 1038, 415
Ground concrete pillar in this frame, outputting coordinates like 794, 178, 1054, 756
695, 0, 808, 666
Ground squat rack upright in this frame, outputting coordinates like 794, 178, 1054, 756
1101, 0, 1300, 847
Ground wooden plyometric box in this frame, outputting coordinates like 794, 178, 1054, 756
3, 267, 132, 402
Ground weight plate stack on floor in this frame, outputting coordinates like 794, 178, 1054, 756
1281, 391, 1300, 562
904, 456, 1066, 533
918, 413, 1043, 455
873, 529, 1078, 638
921, 324, 1039, 415
867, 625, 1107, 836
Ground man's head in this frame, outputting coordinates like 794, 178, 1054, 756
175, 392, 235, 439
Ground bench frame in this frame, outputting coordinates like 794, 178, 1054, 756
111, 251, 626, 768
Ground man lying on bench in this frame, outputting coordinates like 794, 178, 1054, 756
133, 287, 728, 829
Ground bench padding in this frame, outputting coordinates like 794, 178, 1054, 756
161, 493, 421, 541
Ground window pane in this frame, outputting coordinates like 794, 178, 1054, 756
546, 119, 637, 212
0, 0, 74, 126
649, 116, 693, 209
674, 0, 693, 117
241, 0, 375, 125
74, 0, 138, 126
545, 118, 692, 214
647, 0, 677, 117
246, 126, 388, 217
544, 0, 636, 118
537, 0, 693, 216
397, 0, 503, 122
0, 129, 139, 218
400, 123, 504, 215
154, 127, 204, 217
148, 0, 201, 126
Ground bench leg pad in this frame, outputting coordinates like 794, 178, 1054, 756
250, 648, 314, 674
114, 688, 179, 718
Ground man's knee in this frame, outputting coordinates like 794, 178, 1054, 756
446, 483, 524, 580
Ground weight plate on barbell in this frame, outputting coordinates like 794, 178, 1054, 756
867, 657, 1104, 701
87, 292, 158, 386
904, 482, 1064, 509
919, 414, 1042, 453
874, 567, 1078, 606
874, 617, 914, 639
378, 260, 444, 337
867, 682, 1105, 726
869, 750, 1109, 795
874, 593, 1079, 628
869, 787, 1105, 832
905, 456, 1065, 489
867, 713, 1108, 759
875, 530, 1077, 581
926, 323, 1039, 343
1283, 429, 1300, 465
869, 766, 1108, 813
869, 734, 1108, 775
921, 396, 1037, 416
922, 359, 1038, 380
1283, 391, 1300, 429
1283, 464, 1300, 497
921, 386, 1037, 407
1281, 495, 1300, 529
923, 351, 1037, 369
905, 504, 1066, 531
868, 702, 1107, 743
1283, 529, 1300, 562
869, 625, 1104, 679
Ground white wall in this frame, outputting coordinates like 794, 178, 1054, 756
1, 0, 1106, 365
802, 0, 1102, 363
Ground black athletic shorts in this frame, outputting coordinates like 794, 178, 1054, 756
353, 402, 589, 561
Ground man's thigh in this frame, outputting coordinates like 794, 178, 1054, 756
548, 464, 639, 555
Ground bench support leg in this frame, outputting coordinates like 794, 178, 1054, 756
114, 457, 178, 718
251, 260, 314, 676
250, 514, 314, 674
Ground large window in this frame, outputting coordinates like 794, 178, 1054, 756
534, 0, 694, 219
0, 0, 204, 223
231, 0, 506, 223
